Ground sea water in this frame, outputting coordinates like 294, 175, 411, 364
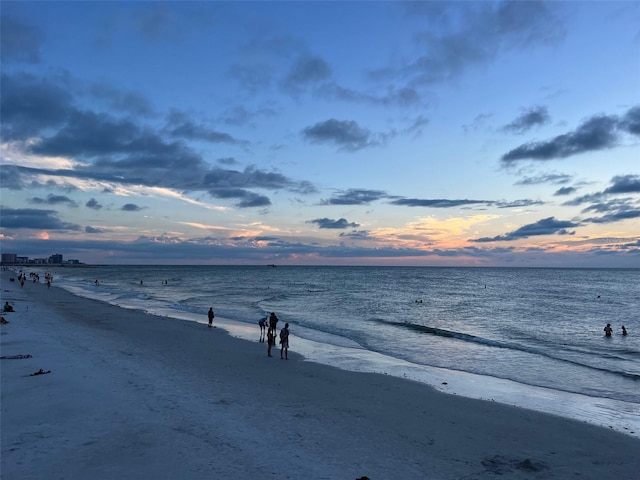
26, 265, 640, 436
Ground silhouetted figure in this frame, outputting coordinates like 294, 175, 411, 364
622, 325, 628, 336
604, 323, 613, 337
267, 329, 275, 357
268, 311, 279, 337
259, 317, 267, 342
208, 307, 215, 328
280, 323, 290, 360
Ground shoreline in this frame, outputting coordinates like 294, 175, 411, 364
2, 272, 640, 479
50, 266, 640, 437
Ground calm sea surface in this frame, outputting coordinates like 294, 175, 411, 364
30, 266, 640, 433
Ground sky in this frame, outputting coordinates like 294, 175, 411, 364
1, 1, 639, 267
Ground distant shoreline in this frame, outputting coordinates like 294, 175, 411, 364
3, 263, 639, 270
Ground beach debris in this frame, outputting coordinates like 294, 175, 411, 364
516, 458, 546, 472
481, 455, 547, 474
1, 354, 32, 359
29, 368, 52, 376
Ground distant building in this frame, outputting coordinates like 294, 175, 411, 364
1, 252, 83, 265
1, 253, 17, 264
49, 254, 63, 264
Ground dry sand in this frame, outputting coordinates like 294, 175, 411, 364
2, 271, 639, 479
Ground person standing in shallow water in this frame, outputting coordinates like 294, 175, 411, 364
258, 317, 267, 342
604, 323, 613, 337
268, 312, 279, 337
207, 307, 215, 328
621, 326, 628, 336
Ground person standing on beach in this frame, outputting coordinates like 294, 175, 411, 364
604, 323, 613, 337
267, 328, 275, 357
207, 307, 215, 328
280, 322, 290, 360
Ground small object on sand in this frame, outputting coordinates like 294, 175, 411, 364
1, 354, 32, 359
29, 368, 52, 376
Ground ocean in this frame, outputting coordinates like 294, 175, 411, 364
23, 265, 640, 435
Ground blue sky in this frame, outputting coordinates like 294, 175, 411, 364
1, 1, 639, 266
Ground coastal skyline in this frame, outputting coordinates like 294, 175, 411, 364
1, 1, 639, 267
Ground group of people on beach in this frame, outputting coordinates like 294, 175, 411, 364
258, 312, 289, 359
604, 323, 627, 337
208, 308, 290, 359
13, 271, 52, 289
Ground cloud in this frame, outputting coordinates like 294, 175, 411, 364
515, 173, 572, 186
0, 72, 74, 140
584, 209, 640, 224
317, 82, 422, 108
471, 217, 579, 242
86, 198, 103, 210
308, 218, 360, 229
130, 3, 217, 44
219, 104, 278, 126
29, 194, 79, 208
85, 226, 108, 234
320, 189, 389, 205
121, 203, 143, 212
501, 106, 550, 134
89, 82, 155, 117
563, 175, 640, 207
574, 177, 640, 224
494, 199, 544, 208
165, 110, 248, 146
339, 230, 371, 239
501, 114, 619, 164
284, 54, 332, 88
321, 192, 541, 210
0, 16, 44, 64
619, 105, 640, 135
207, 188, 271, 208
1, 72, 314, 208
30, 109, 192, 159
302, 119, 379, 151
0, 207, 81, 230
384, 1, 565, 87
2, 229, 637, 266
391, 198, 490, 208
603, 174, 640, 194
501, 105, 639, 164
554, 186, 576, 196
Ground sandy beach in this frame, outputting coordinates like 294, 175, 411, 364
2, 271, 639, 480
